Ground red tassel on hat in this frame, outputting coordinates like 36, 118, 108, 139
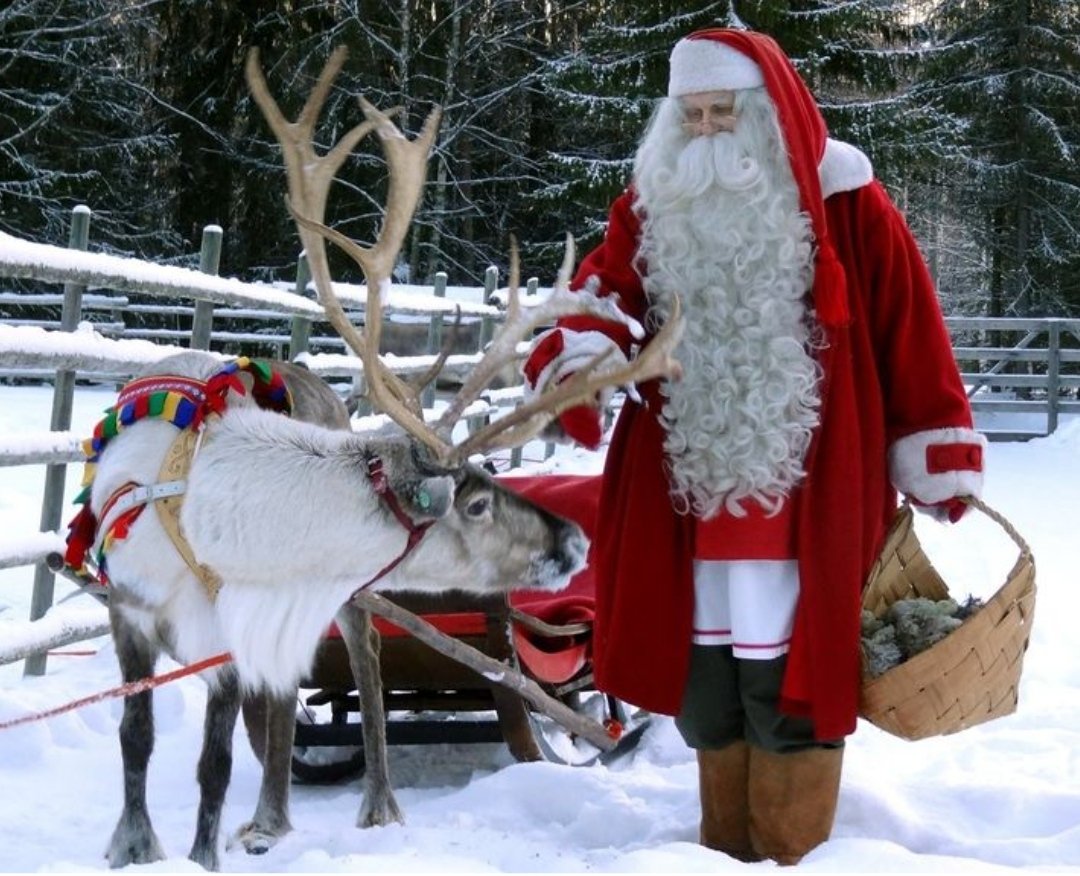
814, 239, 850, 327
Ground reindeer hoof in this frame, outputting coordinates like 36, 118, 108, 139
188, 845, 220, 871
106, 817, 165, 868
228, 820, 289, 856
357, 795, 405, 829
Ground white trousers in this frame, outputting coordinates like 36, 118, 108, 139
691, 559, 800, 659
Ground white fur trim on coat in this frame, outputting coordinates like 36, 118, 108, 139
523, 329, 628, 402
888, 427, 987, 504
668, 38, 765, 96
819, 138, 874, 198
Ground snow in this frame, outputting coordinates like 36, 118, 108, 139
1, 381, 1079, 873
0, 322, 191, 371
0, 230, 542, 319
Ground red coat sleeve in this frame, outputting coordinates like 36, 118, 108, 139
856, 182, 974, 443
557, 189, 647, 356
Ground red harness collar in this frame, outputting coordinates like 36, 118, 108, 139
352, 455, 435, 593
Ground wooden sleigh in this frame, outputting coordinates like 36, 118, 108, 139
241, 472, 651, 780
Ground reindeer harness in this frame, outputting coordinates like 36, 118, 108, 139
63, 359, 291, 597
62, 358, 435, 600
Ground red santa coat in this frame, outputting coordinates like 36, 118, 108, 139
555, 173, 976, 741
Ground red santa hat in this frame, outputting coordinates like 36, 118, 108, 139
667, 29, 850, 327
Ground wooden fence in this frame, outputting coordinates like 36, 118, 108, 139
946, 316, 1080, 441
0, 213, 554, 674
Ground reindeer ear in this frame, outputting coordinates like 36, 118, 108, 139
378, 442, 455, 518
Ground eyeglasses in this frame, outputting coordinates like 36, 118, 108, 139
679, 93, 737, 135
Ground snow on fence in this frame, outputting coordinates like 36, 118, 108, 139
0, 211, 556, 673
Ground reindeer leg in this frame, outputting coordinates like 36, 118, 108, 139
229, 688, 295, 855
337, 600, 404, 828
188, 665, 241, 871
106, 608, 166, 868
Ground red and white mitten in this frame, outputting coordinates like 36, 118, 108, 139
887, 427, 986, 523
522, 327, 628, 450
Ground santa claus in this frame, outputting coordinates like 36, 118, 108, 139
523, 28, 984, 864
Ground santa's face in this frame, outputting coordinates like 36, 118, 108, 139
678, 90, 737, 137
634, 90, 772, 206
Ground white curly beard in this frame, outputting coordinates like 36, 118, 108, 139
633, 90, 822, 519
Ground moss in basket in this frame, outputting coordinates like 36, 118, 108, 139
861, 614, 902, 678
861, 596, 985, 678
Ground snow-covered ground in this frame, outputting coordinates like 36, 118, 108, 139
0, 381, 1077, 873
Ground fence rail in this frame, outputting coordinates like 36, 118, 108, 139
945, 316, 1080, 440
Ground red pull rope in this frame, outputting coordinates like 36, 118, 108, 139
0, 651, 232, 732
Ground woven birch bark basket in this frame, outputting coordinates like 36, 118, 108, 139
859, 497, 1037, 741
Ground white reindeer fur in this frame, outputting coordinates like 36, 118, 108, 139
94, 353, 579, 696
97, 406, 390, 694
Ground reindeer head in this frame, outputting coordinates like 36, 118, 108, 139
245, 48, 681, 596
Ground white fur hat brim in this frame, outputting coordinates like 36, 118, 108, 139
668, 36, 765, 97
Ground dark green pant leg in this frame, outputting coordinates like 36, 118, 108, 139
737, 654, 843, 753
676, 645, 844, 752
675, 645, 744, 749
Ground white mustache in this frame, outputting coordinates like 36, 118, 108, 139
669, 133, 764, 197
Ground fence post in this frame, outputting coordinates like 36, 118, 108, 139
190, 224, 222, 350
288, 253, 312, 360
1047, 319, 1061, 434
24, 205, 91, 677
506, 278, 540, 468
467, 266, 500, 437
480, 265, 498, 352
422, 271, 448, 409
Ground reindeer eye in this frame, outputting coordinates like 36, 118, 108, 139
465, 496, 490, 518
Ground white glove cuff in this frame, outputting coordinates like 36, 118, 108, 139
888, 427, 986, 504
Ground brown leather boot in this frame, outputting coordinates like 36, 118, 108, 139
696, 742, 764, 862
747, 746, 843, 865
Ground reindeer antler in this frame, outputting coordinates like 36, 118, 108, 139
246, 48, 682, 467
246, 47, 447, 458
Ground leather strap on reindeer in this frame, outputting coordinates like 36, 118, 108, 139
155, 427, 223, 600
352, 454, 435, 592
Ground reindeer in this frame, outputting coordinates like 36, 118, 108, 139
91, 46, 681, 871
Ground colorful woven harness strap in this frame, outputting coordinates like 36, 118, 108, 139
63, 357, 293, 586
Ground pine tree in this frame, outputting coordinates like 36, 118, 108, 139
0, 0, 178, 253
532, 2, 732, 261
234, 1, 571, 286
917, 0, 1080, 316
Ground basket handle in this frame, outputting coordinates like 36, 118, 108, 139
959, 495, 1033, 559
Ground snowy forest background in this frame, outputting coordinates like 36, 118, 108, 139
2, 0, 1078, 319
